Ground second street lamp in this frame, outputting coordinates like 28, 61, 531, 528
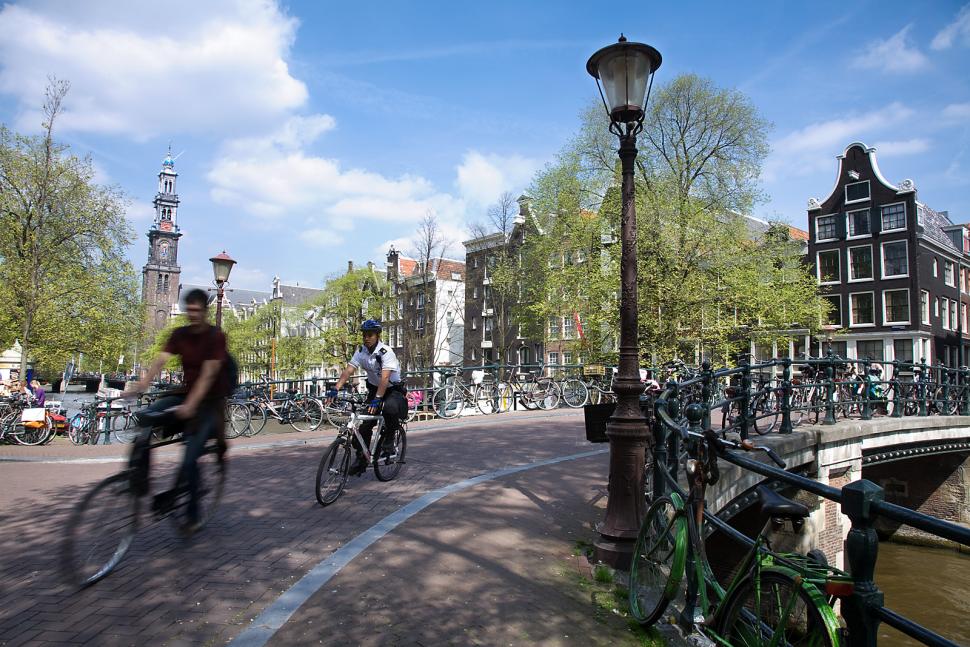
209, 251, 237, 329
586, 34, 662, 568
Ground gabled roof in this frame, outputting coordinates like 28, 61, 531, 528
276, 284, 324, 307
395, 255, 466, 282
917, 202, 962, 254
178, 284, 272, 308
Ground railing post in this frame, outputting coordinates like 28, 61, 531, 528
652, 393, 669, 501
738, 357, 751, 440
861, 359, 872, 421
666, 380, 682, 482
840, 480, 885, 647
700, 360, 713, 432
779, 358, 793, 434
919, 357, 929, 417
959, 366, 970, 416
890, 361, 902, 418
824, 350, 837, 425
942, 366, 951, 415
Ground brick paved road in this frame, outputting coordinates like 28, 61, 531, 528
0, 409, 607, 646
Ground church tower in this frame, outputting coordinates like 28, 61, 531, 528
141, 148, 183, 341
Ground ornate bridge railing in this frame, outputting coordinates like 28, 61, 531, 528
651, 369, 970, 647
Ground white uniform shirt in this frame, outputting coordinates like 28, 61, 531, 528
349, 341, 402, 387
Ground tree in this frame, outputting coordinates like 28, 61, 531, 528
307, 266, 393, 369
523, 74, 828, 365
403, 212, 449, 369
0, 78, 140, 377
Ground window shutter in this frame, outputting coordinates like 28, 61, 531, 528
836, 213, 847, 240
870, 208, 881, 235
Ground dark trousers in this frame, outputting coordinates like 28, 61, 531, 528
140, 394, 221, 523
355, 383, 406, 455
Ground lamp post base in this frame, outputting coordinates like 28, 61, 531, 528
593, 531, 636, 570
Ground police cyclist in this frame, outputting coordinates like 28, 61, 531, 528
326, 319, 407, 476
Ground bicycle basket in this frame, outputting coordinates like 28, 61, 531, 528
586, 364, 605, 376
471, 370, 485, 385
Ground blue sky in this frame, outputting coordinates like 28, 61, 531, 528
0, 0, 968, 292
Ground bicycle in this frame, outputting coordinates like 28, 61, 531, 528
431, 369, 498, 418
496, 366, 560, 411
62, 405, 226, 588
244, 379, 324, 435
630, 416, 852, 646
720, 371, 780, 435
68, 396, 138, 445
315, 395, 407, 506
556, 370, 589, 408
582, 366, 616, 405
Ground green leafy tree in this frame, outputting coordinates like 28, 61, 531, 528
0, 78, 140, 377
522, 74, 828, 365
306, 266, 393, 369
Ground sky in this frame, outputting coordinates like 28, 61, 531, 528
0, 0, 968, 292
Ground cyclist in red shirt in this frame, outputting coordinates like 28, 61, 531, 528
127, 289, 227, 535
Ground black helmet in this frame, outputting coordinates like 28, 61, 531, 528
360, 319, 382, 333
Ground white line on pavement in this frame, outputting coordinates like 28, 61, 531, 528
226, 446, 609, 647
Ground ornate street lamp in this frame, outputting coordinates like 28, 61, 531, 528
209, 251, 237, 328
586, 34, 662, 567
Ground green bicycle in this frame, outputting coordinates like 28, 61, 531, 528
630, 420, 852, 646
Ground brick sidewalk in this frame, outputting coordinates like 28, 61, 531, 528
0, 408, 651, 646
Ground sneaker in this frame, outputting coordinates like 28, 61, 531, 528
349, 453, 368, 476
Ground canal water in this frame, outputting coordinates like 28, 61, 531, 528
875, 542, 970, 645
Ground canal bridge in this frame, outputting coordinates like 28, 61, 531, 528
702, 415, 970, 569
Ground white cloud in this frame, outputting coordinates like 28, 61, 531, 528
872, 138, 932, 157
208, 118, 537, 253
943, 102, 970, 122
125, 198, 155, 222
455, 151, 540, 210
932, 4, 970, 50
0, 0, 306, 139
762, 103, 915, 182
852, 25, 929, 73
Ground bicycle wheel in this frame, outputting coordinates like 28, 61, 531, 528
111, 412, 139, 444
560, 378, 589, 408
13, 420, 49, 446
373, 425, 406, 481
290, 398, 324, 432
716, 568, 840, 647
247, 404, 268, 436
629, 494, 687, 626
496, 383, 514, 412
225, 402, 251, 439
534, 378, 561, 410
67, 413, 90, 445
752, 393, 779, 435
475, 383, 500, 415
62, 472, 140, 588
315, 439, 352, 506
432, 386, 464, 418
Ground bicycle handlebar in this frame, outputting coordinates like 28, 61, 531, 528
686, 428, 787, 469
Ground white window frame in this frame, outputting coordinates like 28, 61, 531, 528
945, 261, 956, 288
921, 290, 930, 325
932, 258, 938, 278
845, 180, 871, 205
942, 298, 950, 330
847, 244, 874, 282
548, 351, 559, 366
880, 240, 909, 279
816, 249, 841, 285
963, 303, 968, 335
815, 214, 839, 242
822, 294, 842, 327
849, 291, 876, 327
950, 299, 958, 331
880, 202, 907, 232
882, 289, 910, 325
935, 297, 940, 318
846, 208, 872, 239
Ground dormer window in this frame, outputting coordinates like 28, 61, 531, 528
845, 180, 870, 204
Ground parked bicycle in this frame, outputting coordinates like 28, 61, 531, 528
496, 366, 560, 412
630, 420, 853, 645
239, 378, 324, 436
431, 369, 498, 418
315, 394, 406, 506
62, 404, 226, 587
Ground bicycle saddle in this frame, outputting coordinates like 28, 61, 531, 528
757, 486, 809, 519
